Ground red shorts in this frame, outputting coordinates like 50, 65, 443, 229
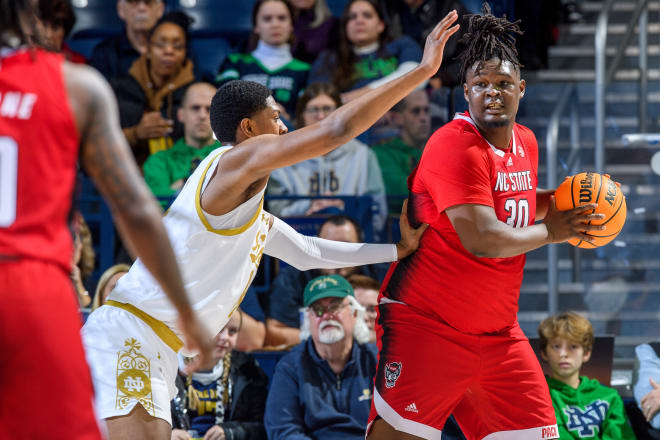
0, 259, 102, 440
367, 302, 559, 440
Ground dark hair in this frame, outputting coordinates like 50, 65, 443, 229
319, 215, 364, 242
38, 0, 76, 38
210, 80, 271, 144
457, 3, 523, 83
294, 82, 342, 128
0, 0, 31, 48
332, 0, 389, 92
247, 0, 295, 51
148, 10, 194, 44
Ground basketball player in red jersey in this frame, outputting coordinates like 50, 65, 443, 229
0, 2, 213, 439
367, 6, 607, 440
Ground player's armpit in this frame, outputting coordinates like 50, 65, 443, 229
535, 188, 555, 221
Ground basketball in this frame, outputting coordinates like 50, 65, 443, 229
554, 172, 627, 248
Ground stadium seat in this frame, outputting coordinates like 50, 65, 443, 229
188, 34, 231, 82
327, 0, 350, 17
70, 0, 124, 37
174, 0, 257, 48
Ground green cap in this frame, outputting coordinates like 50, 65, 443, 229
303, 274, 354, 307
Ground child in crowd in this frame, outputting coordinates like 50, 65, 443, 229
538, 312, 636, 439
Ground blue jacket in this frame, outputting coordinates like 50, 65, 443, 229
264, 338, 377, 440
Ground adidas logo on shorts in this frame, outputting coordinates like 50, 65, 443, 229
405, 402, 419, 413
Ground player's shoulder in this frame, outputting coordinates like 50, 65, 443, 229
426, 117, 488, 151
513, 122, 537, 143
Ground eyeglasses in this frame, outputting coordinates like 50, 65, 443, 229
304, 106, 336, 116
310, 300, 349, 318
409, 106, 430, 116
150, 40, 186, 51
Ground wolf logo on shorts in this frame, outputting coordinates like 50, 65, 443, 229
385, 362, 402, 388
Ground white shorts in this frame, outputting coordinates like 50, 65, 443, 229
81, 303, 181, 424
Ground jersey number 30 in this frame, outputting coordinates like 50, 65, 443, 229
504, 198, 529, 228
0, 136, 18, 227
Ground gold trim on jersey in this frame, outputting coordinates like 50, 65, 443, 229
195, 151, 265, 236
106, 300, 183, 353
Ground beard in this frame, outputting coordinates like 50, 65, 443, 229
318, 320, 345, 344
483, 117, 510, 128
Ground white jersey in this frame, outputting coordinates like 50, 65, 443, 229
108, 145, 270, 346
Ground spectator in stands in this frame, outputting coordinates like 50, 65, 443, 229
538, 312, 636, 439
372, 89, 430, 213
289, 0, 339, 64
267, 82, 387, 233
379, 0, 468, 89
34, 0, 86, 63
215, 0, 310, 120
91, 264, 130, 311
264, 275, 375, 439
89, 0, 165, 81
309, 0, 422, 102
264, 215, 385, 347
71, 213, 95, 307
634, 342, 660, 433
143, 82, 219, 206
112, 11, 196, 167
171, 311, 268, 440
348, 274, 379, 343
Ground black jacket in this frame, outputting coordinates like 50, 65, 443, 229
171, 351, 268, 440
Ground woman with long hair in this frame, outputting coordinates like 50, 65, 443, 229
309, 0, 422, 102
215, 0, 309, 120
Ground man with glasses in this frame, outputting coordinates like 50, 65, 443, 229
372, 89, 431, 214
90, 0, 164, 81
265, 274, 377, 440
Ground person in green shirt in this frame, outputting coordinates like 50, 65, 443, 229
538, 312, 637, 439
143, 82, 220, 208
372, 89, 430, 213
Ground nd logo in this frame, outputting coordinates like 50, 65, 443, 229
118, 370, 151, 398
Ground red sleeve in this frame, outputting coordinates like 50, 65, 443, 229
415, 126, 494, 213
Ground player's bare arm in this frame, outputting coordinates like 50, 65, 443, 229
63, 62, 213, 370
535, 188, 555, 220
445, 202, 605, 259
202, 10, 460, 216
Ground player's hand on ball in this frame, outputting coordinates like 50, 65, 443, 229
543, 196, 605, 244
396, 199, 429, 259
419, 10, 460, 77
178, 313, 214, 374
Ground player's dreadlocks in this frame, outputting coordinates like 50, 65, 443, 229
457, 3, 523, 83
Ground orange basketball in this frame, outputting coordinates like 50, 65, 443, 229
554, 172, 627, 248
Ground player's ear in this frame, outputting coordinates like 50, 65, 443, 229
519, 79, 526, 99
238, 117, 255, 138
463, 82, 469, 103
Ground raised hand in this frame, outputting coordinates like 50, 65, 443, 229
419, 10, 460, 76
396, 199, 429, 259
543, 196, 605, 244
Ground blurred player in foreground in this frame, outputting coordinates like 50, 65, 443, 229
0, 1, 212, 439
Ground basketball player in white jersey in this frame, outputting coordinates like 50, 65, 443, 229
81, 11, 460, 440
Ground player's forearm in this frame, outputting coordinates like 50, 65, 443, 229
324, 65, 433, 146
465, 221, 551, 258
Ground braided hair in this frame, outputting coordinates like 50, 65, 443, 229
457, 3, 523, 83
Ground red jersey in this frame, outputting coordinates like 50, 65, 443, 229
382, 112, 539, 334
0, 49, 79, 272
